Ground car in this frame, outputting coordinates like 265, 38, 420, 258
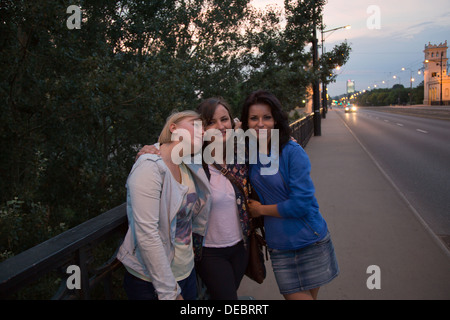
344, 105, 357, 113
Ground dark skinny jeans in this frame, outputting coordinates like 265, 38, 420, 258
196, 241, 248, 300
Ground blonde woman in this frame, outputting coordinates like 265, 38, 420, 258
117, 110, 211, 300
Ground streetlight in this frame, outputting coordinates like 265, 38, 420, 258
437, 52, 444, 105
393, 75, 401, 84
401, 67, 416, 105
441, 52, 443, 106
312, 12, 321, 135
320, 24, 351, 119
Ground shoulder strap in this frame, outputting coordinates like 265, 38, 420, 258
214, 163, 266, 245
202, 162, 211, 181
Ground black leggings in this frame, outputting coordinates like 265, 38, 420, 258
196, 241, 248, 300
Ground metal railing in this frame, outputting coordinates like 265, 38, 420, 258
0, 204, 127, 299
0, 112, 315, 299
290, 112, 314, 148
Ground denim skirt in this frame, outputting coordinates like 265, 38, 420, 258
269, 231, 339, 294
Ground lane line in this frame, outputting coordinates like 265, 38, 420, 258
365, 111, 431, 134
336, 111, 450, 258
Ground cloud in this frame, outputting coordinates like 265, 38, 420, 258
250, 0, 448, 96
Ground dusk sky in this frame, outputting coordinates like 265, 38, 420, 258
252, 0, 450, 97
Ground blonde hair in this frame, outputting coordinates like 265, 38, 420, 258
158, 110, 201, 144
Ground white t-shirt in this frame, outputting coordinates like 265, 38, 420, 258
204, 165, 242, 248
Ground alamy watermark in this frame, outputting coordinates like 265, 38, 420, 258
66, 265, 81, 290
67, 4, 382, 31
366, 265, 381, 290
367, 5, 381, 30
66, 263, 382, 291
66, 5, 81, 30
168, 121, 280, 176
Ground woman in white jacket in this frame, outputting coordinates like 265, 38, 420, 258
116, 110, 211, 300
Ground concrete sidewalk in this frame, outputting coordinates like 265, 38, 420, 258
237, 109, 450, 300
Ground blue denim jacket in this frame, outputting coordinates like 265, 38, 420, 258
250, 141, 327, 250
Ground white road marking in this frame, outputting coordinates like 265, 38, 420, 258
396, 123, 404, 127
416, 129, 428, 134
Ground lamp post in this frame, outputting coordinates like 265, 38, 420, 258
440, 52, 443, 105
401, 67, 415, 105
312, 18, 321, 136
320, 24, 350, 119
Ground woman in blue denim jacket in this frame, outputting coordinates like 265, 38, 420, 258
242, 90, 339, 300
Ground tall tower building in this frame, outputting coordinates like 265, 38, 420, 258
346, 80, 355, 95
423, 41, 450, 105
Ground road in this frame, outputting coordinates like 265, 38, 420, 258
336, 106, 450, 249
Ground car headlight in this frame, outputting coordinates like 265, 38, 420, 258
352, 106, 357, 111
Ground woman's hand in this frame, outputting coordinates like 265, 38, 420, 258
135, 144, 160, 161
248, 199, 263, 218
248, 200, 281, 218
233, 118, 242, 130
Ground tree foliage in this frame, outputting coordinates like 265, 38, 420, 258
320, 41, 351, 83
354, 82, 424, 106
0, 0, 350, 259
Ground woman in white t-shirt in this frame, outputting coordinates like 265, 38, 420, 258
194, 98, 250, 300
137, 98, 251, 300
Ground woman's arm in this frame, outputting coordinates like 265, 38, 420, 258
135, 143, 160, 161
248, 199, 281, 218
276, 145, 317, 219
248, 144, 317, 220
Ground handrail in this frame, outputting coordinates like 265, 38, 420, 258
0, 112, 314, 299
0, 203, 127, 299
290, 112, 314, 148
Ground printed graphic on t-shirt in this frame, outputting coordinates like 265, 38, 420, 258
175, 192, 198, 244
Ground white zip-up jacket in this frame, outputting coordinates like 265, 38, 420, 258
116, 154, 211, 300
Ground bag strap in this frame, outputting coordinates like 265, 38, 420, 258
213, 163, 266, 245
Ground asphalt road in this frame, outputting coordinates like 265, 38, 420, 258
238, 107, 450, 299
336, 106, 450, 247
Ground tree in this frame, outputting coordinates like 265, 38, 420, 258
320, 41, 351, 85
240, 0, 350, 111
0, 0, 351, 260
354, 82, 425, 106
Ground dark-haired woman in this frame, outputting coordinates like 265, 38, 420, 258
242, 90, 339, 300
194, 97, 250, 300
